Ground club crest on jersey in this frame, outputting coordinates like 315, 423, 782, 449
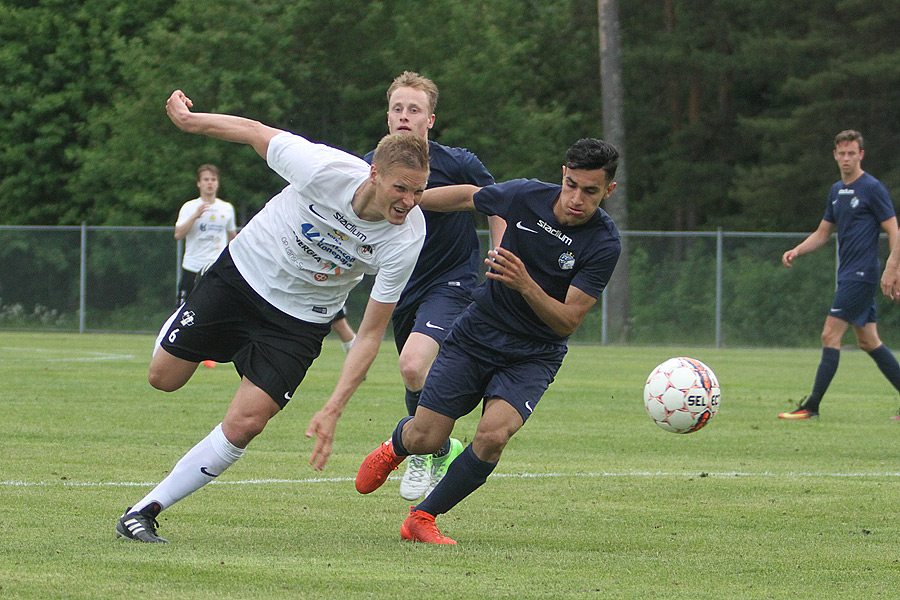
301, 223, 321, 241
558, 252, 575, 271
327, 229, 349, 242
851, 196, 860, 208
180, 310, 195, 326
358, 245, 373, 258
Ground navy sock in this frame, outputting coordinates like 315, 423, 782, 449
433, 438, 451, 458
391, 416, 414, 457
806, 347, 840, 411
404, 388, 421, 417
416, 444, 496, 517
868, 345, 900, 393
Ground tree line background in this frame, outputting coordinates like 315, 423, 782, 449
3, 0, 900, 231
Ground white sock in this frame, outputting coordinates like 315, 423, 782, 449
341, 334, 356, 354
132, 423, 245, 513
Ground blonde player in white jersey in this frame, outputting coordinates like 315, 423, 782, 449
116, 90, 428, 544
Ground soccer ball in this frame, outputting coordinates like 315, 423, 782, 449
643, 357, 720, 434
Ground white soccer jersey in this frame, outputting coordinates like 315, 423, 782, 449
176, 198, 236, 272
228, 132, 426, 323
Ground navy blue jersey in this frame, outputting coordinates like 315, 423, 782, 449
365, 141, 494, 311
471, 178, 621, 342
823, 172, 895, 283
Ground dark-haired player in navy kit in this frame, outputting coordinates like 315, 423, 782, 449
780, 129, 900, 420
364, 72, 503, 502
355, 138, 622, 544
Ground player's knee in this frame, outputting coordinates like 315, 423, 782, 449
858, 338, 880, 353
221, 415, 267, 448
398, 353, 428, 390
821, 330, 839, 348
472, 428, 511, 457
148, 367, 183, 392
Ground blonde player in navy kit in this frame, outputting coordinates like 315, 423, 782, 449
355, 138, 622, 544
779, 130, 900, 420
115, 90, 428, 543
364, 72, 499, 501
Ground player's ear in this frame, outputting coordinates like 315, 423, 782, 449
369, 163, 379, 183
604, 181, 617, 200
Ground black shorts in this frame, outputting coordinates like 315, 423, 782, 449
178, 268, 199, 304
159, 249, 330, 408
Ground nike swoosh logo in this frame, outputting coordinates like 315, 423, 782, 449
525, 401, 534, 413
829, 308, 841, 313
284, 391, 293, 401
516, 221, 538, 233
200, 467, 219, 478
308, 204, 326, 219
425, 321, 445, 331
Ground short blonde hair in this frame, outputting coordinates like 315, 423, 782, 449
196, 164, 219, 180
372, 131, 430, 176
386, 71, 439, 114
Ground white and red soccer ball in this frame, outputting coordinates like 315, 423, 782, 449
643, 357, 720, 434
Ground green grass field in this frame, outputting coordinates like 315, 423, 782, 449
4, 331, 900, 599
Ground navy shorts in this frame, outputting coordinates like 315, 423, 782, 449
830, 280, 877, 327
392, 283, 473, 353
417, 309, 567, 424
157, 248, 330, 408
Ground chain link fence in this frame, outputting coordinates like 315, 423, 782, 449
2, 225, 898, 348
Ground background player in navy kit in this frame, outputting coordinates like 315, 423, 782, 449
363, 72, 502, 501
779, 130, 900, 420
115, 90, 428, 543
355, 138, 621, 544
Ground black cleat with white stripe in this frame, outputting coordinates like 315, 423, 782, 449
116, 506, 168, 543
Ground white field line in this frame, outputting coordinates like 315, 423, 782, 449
6, 471, 900, 488
0, 346, 135, 362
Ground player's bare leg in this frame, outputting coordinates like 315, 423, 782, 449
118, 378, 279, 542
398, 333, 447, 500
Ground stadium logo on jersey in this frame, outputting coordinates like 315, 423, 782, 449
851, 196, 860, 208
179, 310, 195, 327
358, 245, 374, 258
537, 220, 573, 246
558, 252, 575, 271
314, 273, 329, 281
334, 211, 368, 242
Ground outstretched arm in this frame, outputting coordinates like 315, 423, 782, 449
419, 184, 481, 212
305, 297, 396, 470
166, 90, 282, 159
